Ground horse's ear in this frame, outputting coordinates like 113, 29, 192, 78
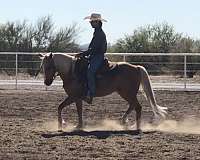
38, 53, 45, 59
49, 52, 53, 58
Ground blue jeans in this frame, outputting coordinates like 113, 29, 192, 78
87, 54, 104, 96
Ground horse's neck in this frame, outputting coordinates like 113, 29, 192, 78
53, 54, 75, 82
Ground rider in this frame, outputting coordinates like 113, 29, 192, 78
76, 13, 107, 104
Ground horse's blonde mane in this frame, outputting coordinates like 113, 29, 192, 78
53, 52, 75, 58
52, 53, 76, 77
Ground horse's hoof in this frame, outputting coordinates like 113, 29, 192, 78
121, 118, 129, 125
62, 119, 66, 125
74, 125, 83, 131
136, 129, 143, 135
130, 123, 136, 129
58, 129, 63, 132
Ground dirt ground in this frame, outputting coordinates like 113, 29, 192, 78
0, 90, 200, 160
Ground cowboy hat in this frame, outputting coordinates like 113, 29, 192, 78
84, 13, 107, 22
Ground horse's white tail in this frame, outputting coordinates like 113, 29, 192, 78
139, 66, 168, 118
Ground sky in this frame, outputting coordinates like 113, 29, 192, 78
0, 0, 200, 45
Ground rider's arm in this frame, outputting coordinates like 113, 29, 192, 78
80, 49, 90, 56
79, 30, 107, 57
88, 31, 107, 55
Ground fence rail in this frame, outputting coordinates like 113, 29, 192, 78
0, 52, 200, 90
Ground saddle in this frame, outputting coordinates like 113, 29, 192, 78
74, 56, 118, 83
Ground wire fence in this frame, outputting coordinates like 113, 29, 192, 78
0, 52, 200, 91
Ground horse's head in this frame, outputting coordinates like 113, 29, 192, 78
38, 53, 57, 86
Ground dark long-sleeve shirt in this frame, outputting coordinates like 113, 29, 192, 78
82, 28, 107, 58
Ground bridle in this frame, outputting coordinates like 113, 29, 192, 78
35, 56, 59, 80
48, 59, 58, 80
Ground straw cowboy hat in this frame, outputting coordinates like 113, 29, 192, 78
84, 13, 107, 22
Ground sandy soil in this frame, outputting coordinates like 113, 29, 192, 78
0, 90, 200, 160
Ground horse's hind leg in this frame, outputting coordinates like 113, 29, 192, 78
121, 104, 134, 125
118, 92, 136, 125
121, 98, 142, 131
134, 98, 142, 131
75, 100, 83, 129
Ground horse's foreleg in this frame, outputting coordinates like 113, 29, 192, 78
58, 96, 74, 131
75, 100, 83, 129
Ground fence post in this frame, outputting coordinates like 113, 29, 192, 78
123, 55, 126, 62
15, 53, 18, 90
184, 55, 187, 89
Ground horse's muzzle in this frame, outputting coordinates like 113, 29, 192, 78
44, 79, 53, 86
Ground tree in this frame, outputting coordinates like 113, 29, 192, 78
111, 23, 200, 75
1, 21, 27, 51
150, 23, 180, 53
0, 16, 80, 76
111, 23, 180, 53
18, 25, 35, 52
33, 16, 54, 52
48, 23, 79, 52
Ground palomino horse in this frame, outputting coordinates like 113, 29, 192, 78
38, 52, 167, 132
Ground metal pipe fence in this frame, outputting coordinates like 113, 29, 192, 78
0, 52, 200, 90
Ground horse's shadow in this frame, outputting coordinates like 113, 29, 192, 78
41, 130, 156, 139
